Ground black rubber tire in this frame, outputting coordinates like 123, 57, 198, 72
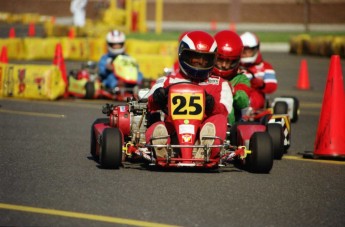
246, 132, 273, 173
273, 101, 288, 115
260, 114, 272, 125
267, 123, 284, 160
90, 118, 109, 160
278, 95, 300, 123
85, 81, 95, 99
229, 123, 238, 146
100, 128, 123, 169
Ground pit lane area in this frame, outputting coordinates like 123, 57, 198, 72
0, 52, 344, 226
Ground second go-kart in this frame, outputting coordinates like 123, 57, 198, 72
90, 83, 274, 173
239, 95, 300, 159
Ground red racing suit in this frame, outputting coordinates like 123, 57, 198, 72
146, 72, 233, 158
240, 53, 278, 109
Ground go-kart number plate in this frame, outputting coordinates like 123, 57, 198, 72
170, 93, 204, 120
113, 55, 138, 82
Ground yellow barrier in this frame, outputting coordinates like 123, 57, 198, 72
126, 39, 178, 56
1, 37, 178, 79
331, 36, 345, 57
0, 11, 54, 24
126, 39, 160, 55
0, 63, 65, 100
289, 34, 311, 55
132, 54, 175, 80
0, 38, 25, 60
87, 38, 107, 61
61, 38, 90, 60
23, 38, 61, 60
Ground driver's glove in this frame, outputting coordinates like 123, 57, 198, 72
205, 92, 215, 116
153, 87, 168, 109
250, 77, 265, 89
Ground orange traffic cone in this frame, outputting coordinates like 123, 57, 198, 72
210, 20, 217, 31
229, 22, 237, 33
9, 27, 15, 38
51, 16, 56, 25
307, 55, 345, 159
68, 27, 75, 39
28, 23, 36, 37
0, 46, 8, 63
296, 59, 311, 90
53, 44, 68, 96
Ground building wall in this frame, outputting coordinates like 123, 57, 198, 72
0, 0, 344, 24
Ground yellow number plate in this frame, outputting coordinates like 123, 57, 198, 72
170, 93, 204, 120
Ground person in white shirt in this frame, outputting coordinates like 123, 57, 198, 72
70, 0, 88, 27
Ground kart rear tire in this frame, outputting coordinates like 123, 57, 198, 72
246, 132, 273, 173
91, 118, 109, 160
85, 81, 95, 99
267, 123, 284, 160
273, 101, 288, 115
229, 123, 238, 146
100, 128, 123, 169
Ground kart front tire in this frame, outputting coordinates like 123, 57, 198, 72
100, 128, 123, 169
246, 132, 273, 173
273, 101, 288, 115
267, 123, 284, 160
285, 96, 300, 123
90, 118, 109, 160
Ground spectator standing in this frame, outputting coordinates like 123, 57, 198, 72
70, 0, 88, 27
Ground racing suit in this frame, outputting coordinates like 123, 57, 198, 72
146, 71, 233, 158
240, 53, 277, 109
227, 73, 251, 125
98, 53, 143, 90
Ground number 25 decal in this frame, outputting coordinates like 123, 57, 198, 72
170, 94, 204, 120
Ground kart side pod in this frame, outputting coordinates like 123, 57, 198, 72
237, 124, 266, 147
110, 105, 131, 136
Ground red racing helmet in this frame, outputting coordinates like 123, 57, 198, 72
213, 30, 243, 80
178, 30, 217, 81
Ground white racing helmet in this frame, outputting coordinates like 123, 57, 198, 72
106, 30, 126, 55
240, 32, 260, 64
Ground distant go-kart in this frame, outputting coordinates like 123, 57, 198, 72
90, 83, 274, 173
68, 55, 151, 101
237, 95, 299, 159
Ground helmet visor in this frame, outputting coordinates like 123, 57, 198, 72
180, 49, 215, 70
241, 47, 258, 58
108, 42, 125, 49
215, 55, 240, 71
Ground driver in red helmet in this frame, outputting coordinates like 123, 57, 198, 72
172, 31, 189, 74
212, 30, 251, 125
145, 30, 233, 159
239, 31, 278, 109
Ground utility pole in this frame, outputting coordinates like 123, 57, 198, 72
304, 0, 310, 33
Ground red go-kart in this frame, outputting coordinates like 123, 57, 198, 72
90, 83, 274, 173
237, 95, 300, 159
